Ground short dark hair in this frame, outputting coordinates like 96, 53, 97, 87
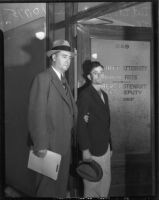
82, 60, 104, 83
87, 61, 104, 75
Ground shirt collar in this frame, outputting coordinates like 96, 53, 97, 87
52, 66, 63, 80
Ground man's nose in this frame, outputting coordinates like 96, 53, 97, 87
66, 58, 71, 63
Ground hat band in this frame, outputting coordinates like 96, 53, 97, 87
52, 45, 71, 52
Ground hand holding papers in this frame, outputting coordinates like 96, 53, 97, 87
28, 150, 61, 180
33, 149, 47, 158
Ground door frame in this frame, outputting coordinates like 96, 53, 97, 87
77, 23, 155, 196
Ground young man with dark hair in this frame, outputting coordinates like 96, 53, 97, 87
77, 61, 112, 198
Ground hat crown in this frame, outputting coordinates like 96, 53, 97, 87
76, 159, 103, 182
46, 40, 75, 57
52, 40, 70, 48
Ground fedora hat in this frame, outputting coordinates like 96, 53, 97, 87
46, 40, 76, 57
76, 159, 103, 182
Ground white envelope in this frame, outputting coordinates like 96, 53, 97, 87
27, 150, 61, 180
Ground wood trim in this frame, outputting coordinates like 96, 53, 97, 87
65, 3, 78, 90
46, 3, 55, 68
82, 24, 153, 41
153, 0, 159, 197
53, 2, 142, 30
46, 3, 55, 49
77, 24, 91, 85
77, 23, 155, 195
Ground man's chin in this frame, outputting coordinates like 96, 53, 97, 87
63, 66, 69, 71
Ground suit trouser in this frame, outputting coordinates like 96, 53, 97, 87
83, 145, 111, 198
35, 147, 71, 198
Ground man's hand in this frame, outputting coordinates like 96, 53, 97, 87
83, 149, 92, 160
83, 112, 90, 123
33, 149, 47, 158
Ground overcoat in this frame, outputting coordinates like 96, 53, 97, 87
28, 67, 77, 197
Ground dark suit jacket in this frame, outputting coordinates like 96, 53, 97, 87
77, 85, 112, 157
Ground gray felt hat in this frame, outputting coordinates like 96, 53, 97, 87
76, 159, 103, 182
46, 40, 76, 57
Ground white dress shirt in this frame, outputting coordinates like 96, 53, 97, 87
52, 66, 62, 80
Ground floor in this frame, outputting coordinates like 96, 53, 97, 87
4, 186, 73, 198
5, 186, 25, 197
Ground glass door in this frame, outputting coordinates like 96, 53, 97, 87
77, 23, 155, 196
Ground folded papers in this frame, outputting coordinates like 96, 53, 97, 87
28, 150, 61, 180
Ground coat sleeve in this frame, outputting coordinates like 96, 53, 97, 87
77, 93, 91, 151
28, 73, 50, 151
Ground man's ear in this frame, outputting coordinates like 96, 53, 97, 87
52, 54, 56, 61
87, 74, 91, 80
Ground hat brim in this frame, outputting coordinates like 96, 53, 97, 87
76, 159, 103, 182
46, 49, 76, 57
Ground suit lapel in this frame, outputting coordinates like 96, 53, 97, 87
89, 85, 109, 123
90, 85, 105, 108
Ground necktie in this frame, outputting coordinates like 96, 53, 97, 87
98, 90, 102, 98
98, 90, 105, 103
61, 75, 68, 95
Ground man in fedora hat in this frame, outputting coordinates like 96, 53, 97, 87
28, 40, 77, 197
77, 61, 113, 198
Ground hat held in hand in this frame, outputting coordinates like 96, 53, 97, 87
47, 40, 76, 57
76, 159, 103, 182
